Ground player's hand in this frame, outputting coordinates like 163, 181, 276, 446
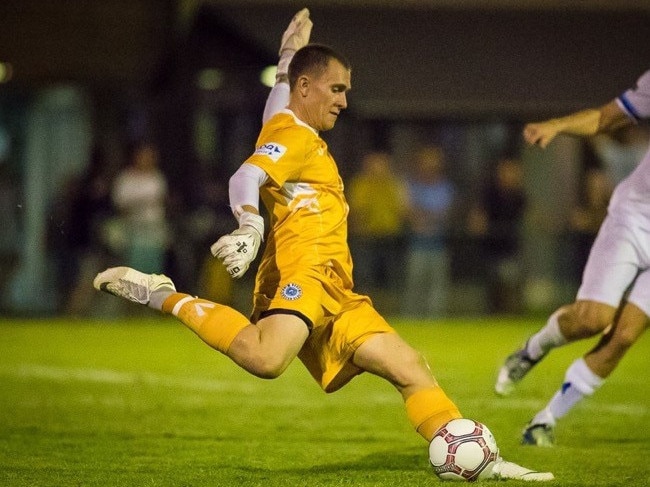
523, 121, 560, 149
276, 8, 312, 81
279, 8, 312, 56
210, 212, 264, 279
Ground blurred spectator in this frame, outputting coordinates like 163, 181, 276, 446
47, 145, 115, 315
467, 157, 527, 314
568, 167, 613, 285
0, 162, 19, 311
347, 151, 408, 297
112, 141, 169, 273
167, 167, 235, 304
401, 145, 455, 318
193, 176, 236, 306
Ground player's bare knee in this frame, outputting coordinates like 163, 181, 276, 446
249, 356, 288, 379
232, 342, 288, 379
413, 350, 431, 371
249, 364, 284, 380
572, 302, 612, 337
397, 350, 436, 390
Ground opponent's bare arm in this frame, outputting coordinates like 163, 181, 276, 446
523, 100, 633, 149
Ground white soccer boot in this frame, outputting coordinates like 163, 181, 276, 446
495, 342, 544, 396
93, 266, 176, 306
487, 457, 555, 481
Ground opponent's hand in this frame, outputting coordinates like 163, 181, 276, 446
523, 121, 560, 149
210, 212, 264, 279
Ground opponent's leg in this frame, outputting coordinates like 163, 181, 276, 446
495, 306, 568, 395
584, 301, 648, 378
522, 302, 648, 446
495, 300, 615, 396
522, 357, 603, 447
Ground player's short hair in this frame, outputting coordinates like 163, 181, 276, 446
288, 44, 351, 90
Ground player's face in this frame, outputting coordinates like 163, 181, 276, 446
299, 59, 351, 131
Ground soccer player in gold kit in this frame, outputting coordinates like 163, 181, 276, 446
95, 9, 552, 481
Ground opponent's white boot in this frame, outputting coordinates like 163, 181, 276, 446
495, 343, 544, 396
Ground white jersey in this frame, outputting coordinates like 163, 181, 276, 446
607, 70, 650, 228
577, 69, 650, 315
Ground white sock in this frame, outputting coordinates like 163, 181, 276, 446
148, 289, 175, 311
546, 357, 604, 421
525, 309, 568, 360
531, 407, 555, 427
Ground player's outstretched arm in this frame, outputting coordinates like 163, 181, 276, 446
276, 8, 312, 83
523, 109, 601, 148
522, 120, 562, 148
524, 101, 631, 149
262, 8, 312, 123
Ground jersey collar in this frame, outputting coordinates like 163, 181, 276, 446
282, 109, 319, 135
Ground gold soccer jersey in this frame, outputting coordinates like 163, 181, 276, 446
240, 110, 397, 391
244, 109, 353, 292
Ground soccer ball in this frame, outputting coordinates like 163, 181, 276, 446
429, 418, 499, 482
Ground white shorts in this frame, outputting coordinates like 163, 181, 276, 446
578, 214, 650, 316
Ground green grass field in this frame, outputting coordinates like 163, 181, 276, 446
1, 315, 648, 486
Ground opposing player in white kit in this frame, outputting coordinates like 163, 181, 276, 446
495, 70, 650, 446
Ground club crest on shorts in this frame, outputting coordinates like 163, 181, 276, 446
280, 283, 302, 301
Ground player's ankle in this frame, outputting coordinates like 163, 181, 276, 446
530, 407, 555, 427
148, 289, 175, 311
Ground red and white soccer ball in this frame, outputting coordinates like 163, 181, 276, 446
429, 418, 499, 482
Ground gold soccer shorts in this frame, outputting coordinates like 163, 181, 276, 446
252, 264, 396, 392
